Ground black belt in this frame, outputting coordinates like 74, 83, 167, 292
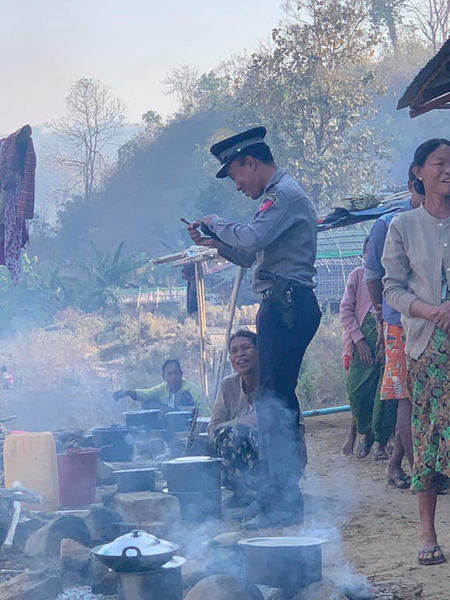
259, 284, 311, 301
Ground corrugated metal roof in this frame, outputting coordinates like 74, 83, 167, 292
397, 38, 450, 114
317, 223, 372, 259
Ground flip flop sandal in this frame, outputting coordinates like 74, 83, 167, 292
373, 450, 389, 461
388, 476, 410, 490
418, 546, 447, 566
356, 442, 373, 459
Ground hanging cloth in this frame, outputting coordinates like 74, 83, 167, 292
0, 127, 36, 283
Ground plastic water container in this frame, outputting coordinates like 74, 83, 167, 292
4, 432, 60, 511
57, 449, 99, 508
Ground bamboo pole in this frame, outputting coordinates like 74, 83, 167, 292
195, 262, 208, 398
212, 266, 245, 401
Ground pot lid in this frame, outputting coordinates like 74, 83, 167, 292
239, 536, 325, 548
97, 530, 179, 558
169, 456, 215, 464
123, 410, 161, 415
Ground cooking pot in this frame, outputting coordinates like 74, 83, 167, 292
92, 530, 179, 572
165, 456, 221, 493
238, 536, 324, 590
114, 468, 156, 493
124, 410, 161, 430
91, 427, 135, 462
165, 411, 192, 432
162, 487, 222, 522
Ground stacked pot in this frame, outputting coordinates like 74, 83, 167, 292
164, 456, 222, 522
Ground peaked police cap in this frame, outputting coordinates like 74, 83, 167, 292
210, 126, 267, 178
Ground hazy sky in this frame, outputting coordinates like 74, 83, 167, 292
1, 0, 283, 132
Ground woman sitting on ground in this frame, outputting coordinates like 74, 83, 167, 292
208, 330, 259, 506
383, 138, 450, 566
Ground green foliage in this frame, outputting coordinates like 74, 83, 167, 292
237, 0, 390, 207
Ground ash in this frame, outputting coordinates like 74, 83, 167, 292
57, 587, 117, 600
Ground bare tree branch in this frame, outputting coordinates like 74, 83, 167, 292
47, 79, 126, 198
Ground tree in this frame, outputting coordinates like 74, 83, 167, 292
162, 65, 200, 115
118, 110, 163, 168
236, 0, 389, 208
408, 0, 450, 52
370, 0, 409, 54
48, 79, 126, 198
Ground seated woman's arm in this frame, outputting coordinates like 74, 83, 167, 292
207, 380, 239, 440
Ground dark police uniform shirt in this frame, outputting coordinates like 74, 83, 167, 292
208, 167, 317, 293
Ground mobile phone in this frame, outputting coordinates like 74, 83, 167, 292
180, 218, 213, 239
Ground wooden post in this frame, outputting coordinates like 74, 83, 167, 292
212, 266, 245, 401
195, 262, 208, 398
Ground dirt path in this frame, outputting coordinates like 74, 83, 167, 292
303, 412, 450, 599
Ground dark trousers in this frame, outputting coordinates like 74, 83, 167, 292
256, 287, 321, 514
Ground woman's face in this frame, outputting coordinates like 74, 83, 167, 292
416, 144, 450, 197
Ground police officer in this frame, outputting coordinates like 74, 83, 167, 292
187, 127, 321, 528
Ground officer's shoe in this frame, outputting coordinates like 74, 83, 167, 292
239, 509, 304, 531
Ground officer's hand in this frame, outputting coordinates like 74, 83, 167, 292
113, 389, 131, 402
200, 215, 217, 227
188, 221, 217, 248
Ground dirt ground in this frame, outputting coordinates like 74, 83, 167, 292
302, 412, 450, 600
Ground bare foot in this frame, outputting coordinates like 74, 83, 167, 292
356, 432, 374, 459
342, 434, 355, 455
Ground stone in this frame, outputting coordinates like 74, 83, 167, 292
96, 460, 116, 485
13, 516, 43, 549
185, 575, 264, 600
25, 515, 91, 557
114, 491, 180, 525
60, 538, 92, 587
91, 560, 118, 596
182, 556, 212, 589
0, 498, 13, 546
0, 569, 62, 600
211, 532, 245, 546
83, 506, 123, 544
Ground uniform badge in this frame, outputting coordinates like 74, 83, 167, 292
258, 193, 277, 213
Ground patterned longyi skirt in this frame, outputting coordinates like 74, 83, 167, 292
407, 328, 450, 492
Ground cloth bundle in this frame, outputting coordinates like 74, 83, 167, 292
334, 193, 379, 211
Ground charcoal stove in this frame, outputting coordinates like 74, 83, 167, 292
117, 556, 185, 600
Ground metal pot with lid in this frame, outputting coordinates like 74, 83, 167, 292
165, 455, 222, 493
92, 530, 180, 572
239, 536, 325, 590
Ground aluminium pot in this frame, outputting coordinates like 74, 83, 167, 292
163, 487, 222, 522
92, 530, 179, 573
91, 427, 135, 462
165, 411, 192, 432
238, 536, 324, 591
165, 456, 222, 493
124, 410, 161, 430
114, 468, 156, 493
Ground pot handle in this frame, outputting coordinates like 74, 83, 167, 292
121, 546, 143, 557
